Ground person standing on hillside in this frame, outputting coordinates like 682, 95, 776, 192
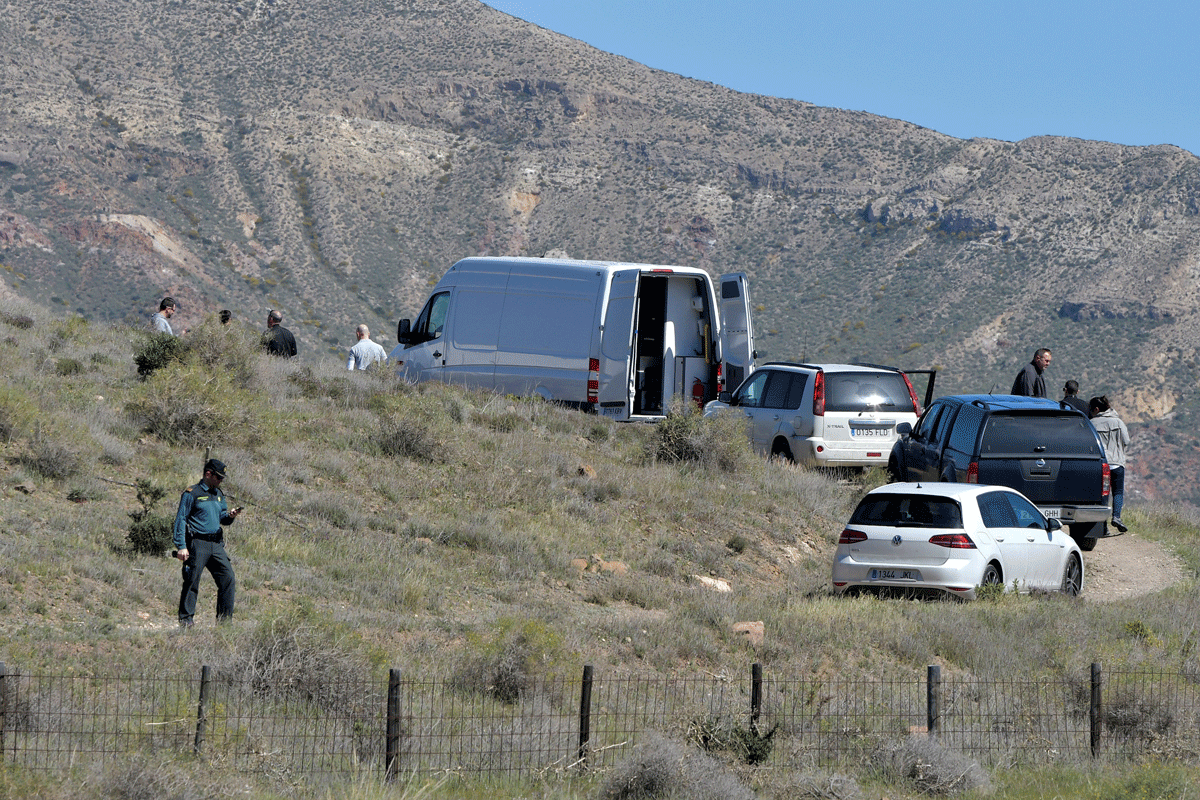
1089, 396, 1131, 533
261, 309, 297, 358
347, 324, 388, 370
150, 297, 178, 336
1011, 348, 1051, 397
1062, 380, 1089, 414
173, 459, 243, 628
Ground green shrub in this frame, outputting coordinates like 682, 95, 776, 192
21, 438, 86, 480
214, 606, 378, 716
133, 332, 185, 377
47, 315, 88, 352
182, 315, 259, 389
55, 357, 85, 376
453, 618, 566, 704
0, 311, 34, 329
0, 386, 35, 441
125, 362, 267, 446
126, 479, 173, 556
647, 401, 753, 473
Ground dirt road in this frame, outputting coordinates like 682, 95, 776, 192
1080, 531, 1186, 602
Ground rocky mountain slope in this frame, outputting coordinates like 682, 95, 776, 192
2, 0, 1200, 503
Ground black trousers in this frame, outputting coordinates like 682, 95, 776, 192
178, 538, 236, 623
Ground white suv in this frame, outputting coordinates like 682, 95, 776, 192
704, 363, 931, 467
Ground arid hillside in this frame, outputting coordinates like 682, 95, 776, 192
3, 0, 1200, 502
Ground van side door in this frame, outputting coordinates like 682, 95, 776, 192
718, 273, 755, 392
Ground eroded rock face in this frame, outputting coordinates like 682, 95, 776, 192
4, 1, 1200, 505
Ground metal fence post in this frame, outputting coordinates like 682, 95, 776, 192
194, 665, 211, 754
927, 665, 940, 738
750, 663, 763, 735
1090, 662, 1102, 758
578, 665, 594, 770
0, 662, 6, 762
386, 669, 401, 781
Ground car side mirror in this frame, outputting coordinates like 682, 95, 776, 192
1046, 518, 1063, 532
896, 422, 912, 436
396, 318, 412, 344
718, 391, 733, 404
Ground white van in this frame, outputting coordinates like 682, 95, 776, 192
391, 257, 756, 421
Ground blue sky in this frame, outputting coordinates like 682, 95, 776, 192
483, 0, 1199, 157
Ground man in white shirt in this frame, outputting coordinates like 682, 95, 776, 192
150, 297, 177, 335
347, 324, 388, 370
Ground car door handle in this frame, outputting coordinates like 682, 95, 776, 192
433, 350, 442, 358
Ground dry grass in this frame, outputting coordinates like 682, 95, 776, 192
2, 307, 1200, 797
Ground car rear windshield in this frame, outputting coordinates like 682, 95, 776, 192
980, 414, 1101, 455
850, 494, 963, 528
825, 372, 914, 413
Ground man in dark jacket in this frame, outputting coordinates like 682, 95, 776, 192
261, 309, 297, 358
1061, 380, 1089, 414
174, 459, 243, 627
1011, 348, 1051, 397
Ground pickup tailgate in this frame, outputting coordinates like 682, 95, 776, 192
976, 413, 1106, 505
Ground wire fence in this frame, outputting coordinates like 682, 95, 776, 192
2, 661, 1198, 778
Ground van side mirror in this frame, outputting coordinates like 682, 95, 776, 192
397, 318, 411, 344
896, 422, 912, 436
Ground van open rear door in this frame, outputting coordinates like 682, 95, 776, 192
596, 269, 639, 419
718, 273, 755, 392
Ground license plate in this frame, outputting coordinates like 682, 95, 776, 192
851, 427, 890, 437
870, 568, 920, 581
1042, 509, 1061, 519
599, 406, 624, 418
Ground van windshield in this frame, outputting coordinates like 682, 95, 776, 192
824, 372, 913, 413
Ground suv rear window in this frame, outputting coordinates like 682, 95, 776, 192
981, 415, 1101, 455
824, 372, 914, 413
850, 494, 963, 528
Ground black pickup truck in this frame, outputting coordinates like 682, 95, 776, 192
887, 395, 1113, 550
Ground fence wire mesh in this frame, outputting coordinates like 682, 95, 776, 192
2, 663, 1199, 778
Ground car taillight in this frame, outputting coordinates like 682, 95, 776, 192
929, 533, 976, 549
716, 362, 724, 394
813, 370, 825, 417
838, 528, 867, 545
587, 358, 600, 404
901, 372, 922, 416
967, 462, 978, 483
1102, 462, 1110, 498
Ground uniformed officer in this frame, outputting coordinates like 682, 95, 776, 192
174, 459, 243, 627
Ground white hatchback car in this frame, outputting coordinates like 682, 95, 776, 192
832, 482, 1084, 600
704, 363, 930, 468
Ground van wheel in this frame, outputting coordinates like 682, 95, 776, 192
770, 440, 795, 463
